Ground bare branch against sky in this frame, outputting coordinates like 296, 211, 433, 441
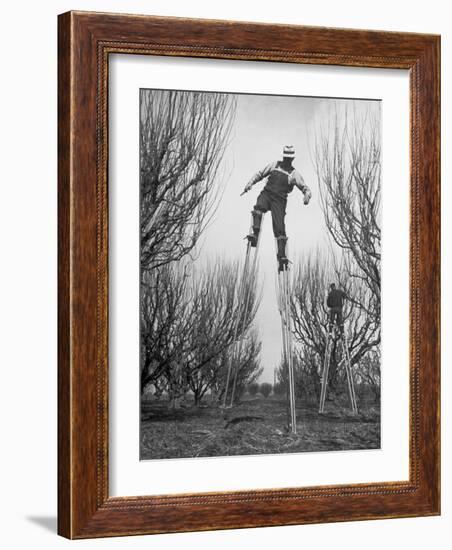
196, 94, 380, 382
140, 89, 380, 384
140, 89, 236, 273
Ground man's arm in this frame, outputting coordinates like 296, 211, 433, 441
291, 170, 312, 204
243, 162, 276, 193
341, 289, 360, 307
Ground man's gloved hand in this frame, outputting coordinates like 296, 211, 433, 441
243, 183, 253, 194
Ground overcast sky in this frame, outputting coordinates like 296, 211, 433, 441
195, 93, 379, 383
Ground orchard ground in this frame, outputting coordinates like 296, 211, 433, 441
140, 393, 380, 460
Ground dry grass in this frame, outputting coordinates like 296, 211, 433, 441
140, 396, 380, 460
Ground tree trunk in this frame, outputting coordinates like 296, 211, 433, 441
193, 390, 202, 407
168, 394, 182, 410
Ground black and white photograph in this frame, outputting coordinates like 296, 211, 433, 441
139, 89, 381, 460
0, 0, 445, 546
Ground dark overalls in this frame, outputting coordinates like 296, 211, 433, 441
251, 162, 294, 270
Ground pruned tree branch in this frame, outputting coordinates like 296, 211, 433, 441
314, 104, 381, 322
140, 89, 236, 272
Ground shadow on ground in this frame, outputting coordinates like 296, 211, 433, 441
26, 516, 57, 534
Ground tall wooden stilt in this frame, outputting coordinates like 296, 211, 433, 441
319, 327, 357, 414
224, 215, 264, 408
276, 240, 296, 434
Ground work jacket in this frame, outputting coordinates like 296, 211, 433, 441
247, 161, 311, 201
326, 289, 346, 309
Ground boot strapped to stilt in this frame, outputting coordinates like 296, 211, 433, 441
246, 209, 264, 248
276, 236, 289, 271
246, 233, 258, 247
278, 259, 289, 272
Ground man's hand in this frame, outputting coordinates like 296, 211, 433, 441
302, 187, 312, 205
243, 183, 253, 194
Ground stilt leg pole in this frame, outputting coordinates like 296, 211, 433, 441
222, 242, 252, 408
279, 265, 296, 434
319, 333, 332, 414
277, 270, 291, 430
229, 217, 264, 407
342, 335, 358, 413
284, 269, 296, 434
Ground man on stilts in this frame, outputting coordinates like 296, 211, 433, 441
238, 145, 311, 431
320, 283, 358, 414
242, 145, 311, 270
326, 283, 349, 334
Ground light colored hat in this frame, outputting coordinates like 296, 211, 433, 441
283, 145, 295, 158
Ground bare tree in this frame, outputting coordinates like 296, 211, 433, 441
140, 258, 262, 405
247, 382, 260, 397
355, 349, 381, 402
140, 89, 236, 272
290, 251, 380, 397
208, 330, 263, 405
259, 382, 272, 399
140, 263, 193, 394
183, 260, 261, 398
315, 105, 381, 322
295, 349, 322, 404
275, 345, 321, 405
189, 330, 263, 406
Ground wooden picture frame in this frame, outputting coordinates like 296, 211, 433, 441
58, 10, 440, 539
